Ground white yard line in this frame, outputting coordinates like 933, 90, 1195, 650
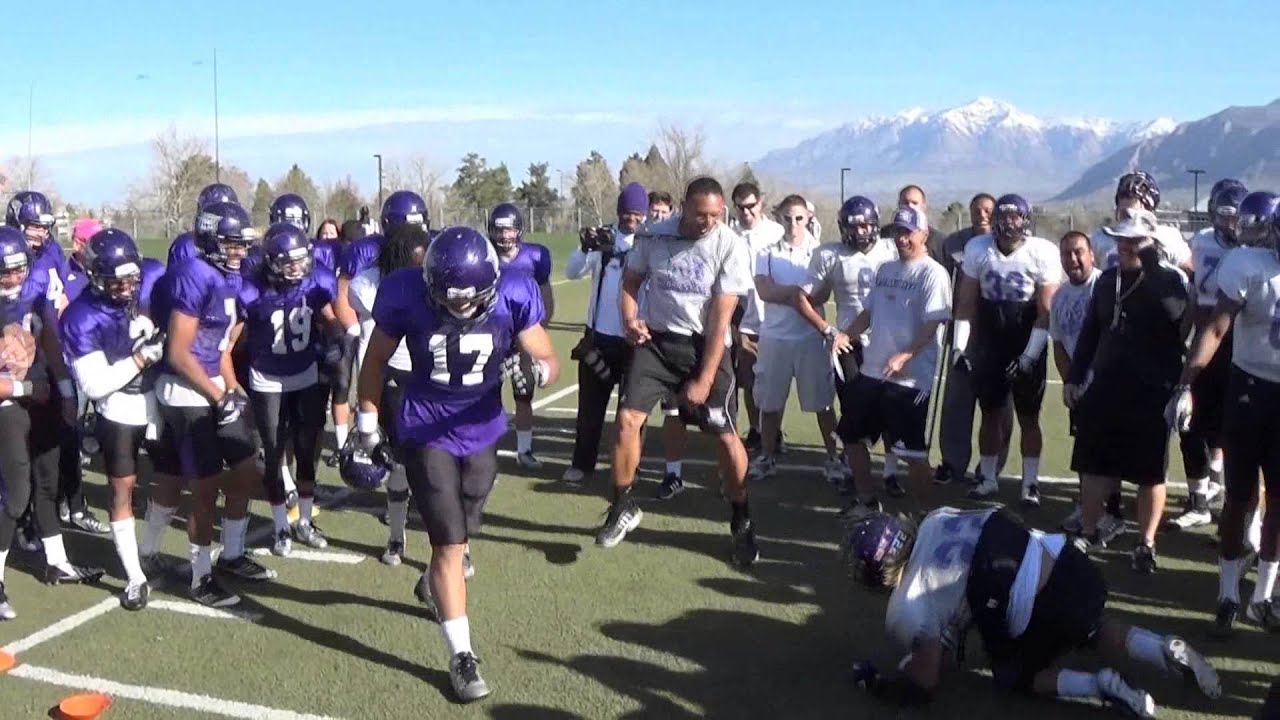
8, 664, 342, 720
249, 548, 364, 564
149, 600, 263, 622
530, 384, 579, 410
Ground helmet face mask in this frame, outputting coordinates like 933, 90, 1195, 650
1235, 192, 1280, 248
487, 203, 525, 255
837, 196, 880, 252
0, 266, 27, 299
993, 194, 1031, 249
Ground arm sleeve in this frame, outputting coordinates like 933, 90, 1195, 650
72, 351, 141, 401
564, 248, 595, 280
961, 239, 983, 280
714, 239, 754, 296
168, 265, 207, 318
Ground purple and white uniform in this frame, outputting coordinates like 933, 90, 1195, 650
237, 267, 337, 392
499, 242, 552, 286
341, 234, 383, 278
152, 258, 239, 407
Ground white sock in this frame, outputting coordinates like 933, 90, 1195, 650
43, 534, 69, 568
110, 519, 147, 586
1191, 476, 1210, 496
0, 549, 8, 582
271, 504, 289, 533
190, 544, 212, 589
221, 518, 248, 560
387, 500, 409, 545
280, 464, 297, 496
1247, 510, 1263, 552
1022, 457, 1040, 487
980, 455, 998, 481
1219, 556, 1244, 603
334, 424, 349, 449
440, 616, 473, 658
1208, 455, 1224, 484
1254, 560, 1279, 604
140, 502, 176, 557
1056, 669, 1101, 699
517, 430, 533, 454
884, 451, 901, 477
299, 496, 314, 524
666, 461, 682, 478
1124, 627, 1168, 671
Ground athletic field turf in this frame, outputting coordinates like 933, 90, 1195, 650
0, 233, 1273, 719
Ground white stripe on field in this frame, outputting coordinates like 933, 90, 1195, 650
2, 597, 118, 654
7, 664, 342, 720
149, 600, 263, 622
249, 548, 364, 564
530, 384, 579, 410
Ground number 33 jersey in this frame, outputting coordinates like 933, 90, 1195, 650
372, 267, 545, 455
237, 267, 337, 392
962, 233, 1061, 339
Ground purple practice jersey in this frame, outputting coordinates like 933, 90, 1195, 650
63, 253, 90, 304
167, 232, 197, 266
312, 239, 341, 273
499, 243, 552, 286
237, 266, 337, 381
0, 265, 55, 381
61, 290, 142, 368
372, 268, 544, 455
139, 258, 165, 317
341, 234, 383, 278
151, 258, 238, 378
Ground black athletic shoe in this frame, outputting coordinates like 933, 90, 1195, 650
932, 464, 955, 486
121, 582, 150, 611
731, 518, 760, 568
743, 429, 762, 454
43, 564, 105, 585
596, 496, 643, 548
215, 554, 277, 581
449, 651, 491, 702
656, 473, 684, 500
1132, 543, 1158, 575
1210, 599, 1239, 638
190, 574, 240, 608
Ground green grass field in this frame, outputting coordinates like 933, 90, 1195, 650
0, 232, 1273, 719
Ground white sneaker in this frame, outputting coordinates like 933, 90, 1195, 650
968, 476, 999, 499
561, 467, 585, 485
823, 458, 848, 485
1168, 496, 1213, 530
1097, 668, 1156, 718
1020, 483, 1041, 507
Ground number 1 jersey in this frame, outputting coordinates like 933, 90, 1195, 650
372, 267, 544, 455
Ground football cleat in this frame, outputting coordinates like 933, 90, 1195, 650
515, 449, 542, 470
1132, 544, 1158, 575
823, 458, 850, 485
190, 574, 240, 608
414, 572, 439, 622
44, 564, 105, 585
121, 582, 150, 611
1098, 513, 1127, 546
293, 521, 328, 549
381, 541, 404, 566
748, 455, 777, 481
271, 529, 293, 557
1020, 483, 1041, 508
1162, 636, 1222, 698
1244, 598, 1280, 632
596, 497, 642, 548
1210, 598, 1239, 638
731, 518, 760, 568
69, 511, 110, 535
215, 555, 277, 581
1097, 668, 1156, 719
449, 651, 492, 702
0, 582, 15, 620
656, 472, 684, 500
968, 475, 999, 499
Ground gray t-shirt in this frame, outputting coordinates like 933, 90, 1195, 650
1049, 269, 1100, 359
626, 216, 753, 337
861, 256, 953, 389
804, 238, 898, 331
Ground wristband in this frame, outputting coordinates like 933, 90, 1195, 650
823, 325, 837, 338
10, 380, 32, 398
952, 320, 971, 354
1021, 327, 1050, 361
356, 411, 379, 434
58, 379, 75, 396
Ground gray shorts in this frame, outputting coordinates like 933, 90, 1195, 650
753, 333, 835, 413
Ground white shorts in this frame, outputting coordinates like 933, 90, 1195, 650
753, 333, 834, 413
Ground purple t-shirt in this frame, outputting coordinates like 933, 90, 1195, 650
152, 258, 238, 377
500, 242, 552, 286
237, 266, 337, 379
341, 234, 383, 278
371, 268, 543, 454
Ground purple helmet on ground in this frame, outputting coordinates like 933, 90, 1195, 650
1116, 171, 1161, 211
85, 228, 144, 305
837, 196, 880, 250
487, 202, 524, 254
841, 512, 918, 590
262, 222, 314, 285
381, 191, 429, 236
195, 201, 256, 272
197, 183, 239, 211
423, 226, 500, 325
1237, 191, 1280, 248
1210, 184, 1249, 245
269, 193, 311, 233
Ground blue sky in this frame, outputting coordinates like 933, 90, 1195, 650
4, 0, 1277, 204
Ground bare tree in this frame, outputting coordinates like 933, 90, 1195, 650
2, 155, 54, 196
145, 126, 212, 233
571, 151, 617, 226
655, 123, 707, 195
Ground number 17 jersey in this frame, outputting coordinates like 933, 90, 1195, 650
372, 268, 544, 455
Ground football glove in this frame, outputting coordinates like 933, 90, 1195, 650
1005, 353, 1035, 379
215, 391, 248, 426
133, 331, 165, 366
1165, 384, 1193, 432
503, 353, 548, 396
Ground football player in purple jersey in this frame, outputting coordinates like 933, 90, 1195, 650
0, 226, 104, 622
487, 202, 554, 468
238, 222, 341, 555
357, 226, 558, 702
151, 202, 274, 608
167, 182, 240, 266
60, 229, 168, 610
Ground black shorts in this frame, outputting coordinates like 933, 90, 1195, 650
1071, 376, 1170, 484
1223, 367, 1280, 503
987, 544, 1107, 692
620, 332, 737, 435
836, 375, 930, 460
96, 417, 148, 479
381, 367, 412, 453
1188, 337, 1232, 446
972, 348, 1047, 416
155, 403, 257, 479
402, 443, 498, 546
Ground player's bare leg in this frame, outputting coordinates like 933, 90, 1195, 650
843, 440, 879, 516
1133, 481, 1166, 573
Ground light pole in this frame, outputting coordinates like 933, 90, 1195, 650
213, 48, 220, 183
373, 154, 384, 210
840, 167, 852, 202
1187, 168, 1205, 210
27, 82, 33, 183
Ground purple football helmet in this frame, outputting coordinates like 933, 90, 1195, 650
841, 512, 917, 589
381, 191, 429, 236
1236, 191, 1280, 248
994, 193, 1031, 244
1115, 171, 1160, 211
837, 196, 880, 251
269, 193, 311, 233
197, 183, 240, 211
84, 228, 144, 305
195, 201, 256, 272
6, 191, 56, 251
337, 435, 392, 491
262, 222, 314, 285
487, 202, 524, 255
1210, 184, 1249, 245
0, 226, 31, 300
1209, 178, 1246, 206
423, 226, 500, 324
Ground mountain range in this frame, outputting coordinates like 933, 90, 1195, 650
754, 97, 1178, 201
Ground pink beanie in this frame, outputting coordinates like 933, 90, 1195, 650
72, 218, 103, 243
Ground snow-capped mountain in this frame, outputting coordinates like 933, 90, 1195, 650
754, 97, 1177, 200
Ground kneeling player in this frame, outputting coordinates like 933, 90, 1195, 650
844, 509, 1221, 718
357, 227, 558, 702
61, 230, 167, 609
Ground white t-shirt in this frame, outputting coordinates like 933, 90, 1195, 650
736, 218, 785, 335
350, 268, 412, 372
1090, 224, 1191, 272
861, 256, 953, 389
1049, 268, 1100, 358
626, 216, 753, 338
803, 238, 899, 331
755, 234, 822, 341
564, 229, 635, 339
962, 234, 1062, 304
1217, 246, 1280, 383
1189, 228, 1234, 308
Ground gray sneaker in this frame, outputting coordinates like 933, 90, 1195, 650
449, 651, 491, 702
293, 521, 329, 549
271, 529, 292, 557
381, 541, 404, 566
596, 497, 643, 548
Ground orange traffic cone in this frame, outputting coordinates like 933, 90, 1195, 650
57, 692, 112, 720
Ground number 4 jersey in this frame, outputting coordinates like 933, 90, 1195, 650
237, 266, 337, 392
371, 267, 545, 455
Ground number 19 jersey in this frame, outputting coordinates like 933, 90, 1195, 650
371, 268, 545, 455
237, 267, 337, 392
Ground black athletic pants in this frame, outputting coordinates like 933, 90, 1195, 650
570, 333, 632, 474
0, 401, 61, 550
250, 384, 329, 506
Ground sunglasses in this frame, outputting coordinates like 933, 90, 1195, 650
735, 201, 759, 212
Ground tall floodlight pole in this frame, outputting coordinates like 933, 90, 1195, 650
374, 154, 384, 210
1187, 168, 1205, 210
213, 48, 221, 183
840, 167, 851, 203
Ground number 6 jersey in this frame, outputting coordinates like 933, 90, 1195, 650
237, 266, 337, 392
371, 267, 544, 455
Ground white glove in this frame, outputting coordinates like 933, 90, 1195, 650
134, 333, 165, 365
1005, 353, 1036, 378
1165, 384, 1193, 432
